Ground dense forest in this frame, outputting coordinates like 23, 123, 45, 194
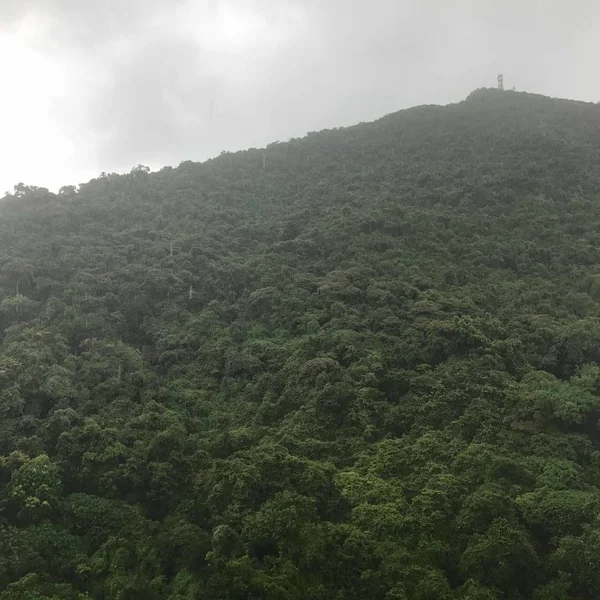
1, 88, 600, 599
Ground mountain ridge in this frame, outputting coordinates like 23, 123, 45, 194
4, 88, 599, 205
1, 89, 600, 599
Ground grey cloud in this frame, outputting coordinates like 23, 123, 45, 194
4, 0, 600, 185
0, 0, 176, 49
83, 36, 227, 168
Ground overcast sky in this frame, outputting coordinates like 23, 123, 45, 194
0, 0, 599, 194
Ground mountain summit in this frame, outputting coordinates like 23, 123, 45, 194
1, 91, 600, 599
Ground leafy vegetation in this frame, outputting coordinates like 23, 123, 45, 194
1, 88, 600, 598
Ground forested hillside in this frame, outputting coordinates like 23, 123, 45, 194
2, 88, 600, 599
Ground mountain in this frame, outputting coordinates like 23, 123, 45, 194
1, 89, 600, 599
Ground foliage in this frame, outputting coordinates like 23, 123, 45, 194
1, 89, 600, 597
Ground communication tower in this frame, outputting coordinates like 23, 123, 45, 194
498, 73, 504, 90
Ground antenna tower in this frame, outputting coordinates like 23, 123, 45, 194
498, 73, 504, 90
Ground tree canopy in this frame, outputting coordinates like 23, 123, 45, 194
1, 88, 600, 598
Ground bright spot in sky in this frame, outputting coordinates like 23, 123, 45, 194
0, 1, 312, 195
0, 32, 82, 194
215, 4, 265, 48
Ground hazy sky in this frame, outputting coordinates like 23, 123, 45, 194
0, 0, 599, 194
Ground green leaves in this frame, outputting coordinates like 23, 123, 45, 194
7, 455, 61, 522
0, 573, 87, 600
517, 368, 600, 426
459, 518, 540, 593
517, 489, 599, 539
2, 90, 600, 598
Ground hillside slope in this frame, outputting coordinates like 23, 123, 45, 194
2, 89, 600, 599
